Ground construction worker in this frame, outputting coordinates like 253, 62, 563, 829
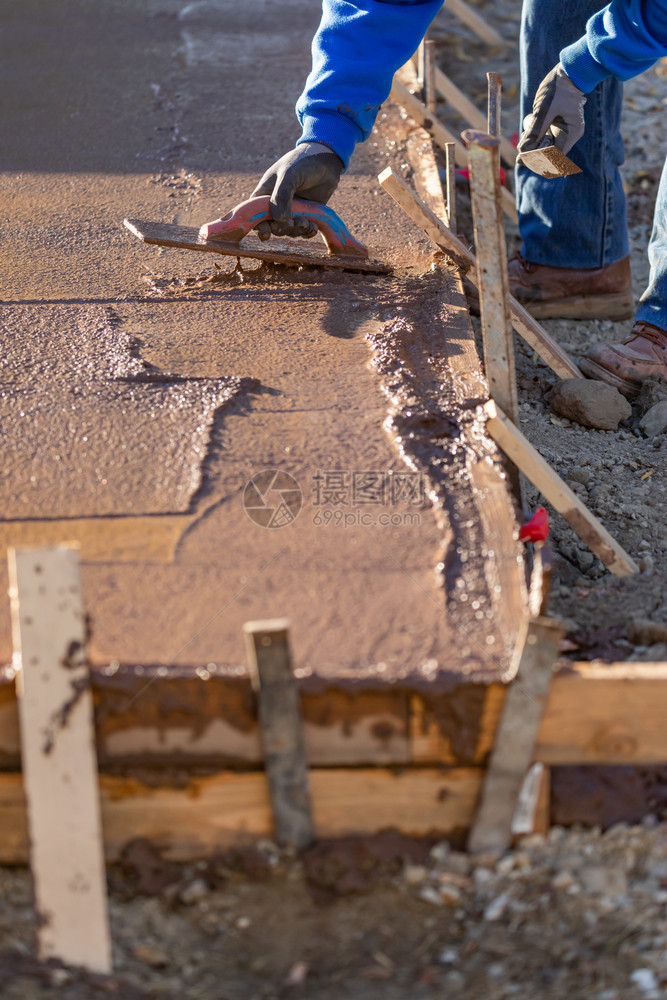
516, 0, 667, 396
255, 0, 667, 396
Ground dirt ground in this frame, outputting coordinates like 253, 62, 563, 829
1, 1, 667, 998
4, 824, 667, 1000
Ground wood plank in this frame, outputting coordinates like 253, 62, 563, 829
465, 131, 519, 426
3, 664, 667, 775
244, 619, 314, 850
485, 401, 638, 577
468, 616, 565, 853
411, 662, 667, 766
537, 663, 667, 764
0, 768, 484, 863
434, 65, 517, 166
377, 168, 582, 380
124, 219, 392, 276
8, 546, 111, 973
445, 0, 506, 48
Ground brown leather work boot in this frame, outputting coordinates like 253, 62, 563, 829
580, 321, 667, 398
506, 253, 634, 320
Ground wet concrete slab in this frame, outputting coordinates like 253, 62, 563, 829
0, 0, 523, 683
0, 304, 256, 517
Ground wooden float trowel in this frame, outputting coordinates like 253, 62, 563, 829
517, 142, 582, 179
124, 196, 391, 275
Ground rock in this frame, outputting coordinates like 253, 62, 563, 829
579, 865, 627, 896
419, 885, 445, 907
438, 883, 463, 905
483, 894, 509, 921
639, 554, 655, 574
442, 851, 473, 876
428, 841, 450, 866
179, 878, 209, 905
439, 947, 459, 965
49, 969, 71, 986
551, 870, 577, 891
404, 864, 428, 885
630, 968, 659, 995
132, 944, 169, 968
627, 618, 667, 646
549, 379, 632, 430
640, 400, 667, 437
567, 466, 591, 486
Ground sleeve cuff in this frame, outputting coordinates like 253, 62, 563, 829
297, 110, 363, 170
560, 37, 610, 93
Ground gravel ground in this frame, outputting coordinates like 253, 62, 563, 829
4, 825, 667, 999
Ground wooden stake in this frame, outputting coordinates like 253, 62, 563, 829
468, 616, 565, 853
464, 128, 519, 426
390, 80, 518, 224
244, 619, 314, 850
484, 401, 639, 577
445, 0, 507, 48
434, 65, 517, 166
377, 167, 582, 380
8, 545, 111, 974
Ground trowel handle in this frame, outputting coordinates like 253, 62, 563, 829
199, 196, 369, 258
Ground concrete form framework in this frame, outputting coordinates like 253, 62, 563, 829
0, 31, 664, 975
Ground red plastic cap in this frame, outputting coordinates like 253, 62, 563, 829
519, 506, 549, 542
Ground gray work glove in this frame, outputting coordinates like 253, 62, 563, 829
251, 142, 344, 241
518, 63, 586, 156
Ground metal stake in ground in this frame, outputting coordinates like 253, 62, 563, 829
244, 619, 315, 850
463, 127, 519, 426
8, 544, 112, 973
424, 39, 436, 114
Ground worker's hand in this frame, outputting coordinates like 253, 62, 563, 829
518, 63, 586, 156
251, 142, 344, 241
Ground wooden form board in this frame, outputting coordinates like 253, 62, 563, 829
468, 616, 565, 853
0, 662, 666, 863
8, 546, 111, 973
377, 167, 582, 381
411, 662, 667, 766
485, 401, 638, 577
0, 768, 483, 864
444, 0, 506, 48
1, 662, 667, 770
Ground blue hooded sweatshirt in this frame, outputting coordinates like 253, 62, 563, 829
296, 0, 667, 167
561, 0, 667, 92
296, 0, 442, 168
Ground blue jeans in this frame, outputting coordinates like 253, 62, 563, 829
518, 0, 667, 331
